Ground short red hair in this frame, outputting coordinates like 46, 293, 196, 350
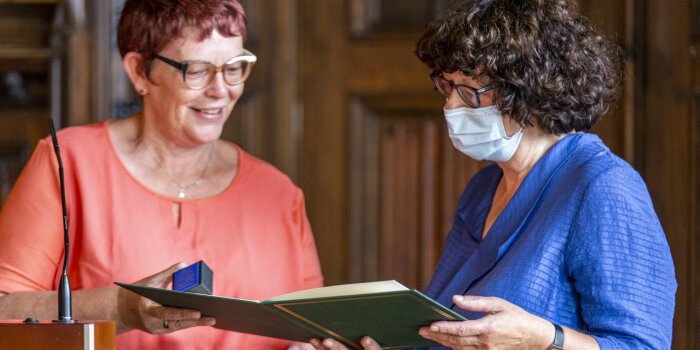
117, 0, 247, 73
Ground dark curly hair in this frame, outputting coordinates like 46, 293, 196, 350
416, 0, 623, 134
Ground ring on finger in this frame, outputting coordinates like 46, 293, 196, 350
163, 320, 170, 329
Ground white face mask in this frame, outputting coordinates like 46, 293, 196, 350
444, 105, 523, 162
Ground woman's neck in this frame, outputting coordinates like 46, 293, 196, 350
497, 128, 565, 195
481, 128, 565, 238
129, 113, 217, 182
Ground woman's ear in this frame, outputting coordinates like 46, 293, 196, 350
122, 52, 149, 95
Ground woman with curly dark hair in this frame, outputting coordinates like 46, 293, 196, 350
312, 0, 675, 349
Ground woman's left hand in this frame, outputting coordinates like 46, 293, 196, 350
116, 262, 216, 334
418, 295, 553, 349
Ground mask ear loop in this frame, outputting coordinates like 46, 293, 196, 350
506, 126, 523, 139
501, 114, 523, 139
500, 107, 523, 139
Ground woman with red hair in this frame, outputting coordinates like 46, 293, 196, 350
0, 1, 323, 348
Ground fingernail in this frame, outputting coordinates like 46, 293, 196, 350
323, 339, 334, 347
430, 325, 439, 332
453, 295, 464, 302
310, 339, 320, 346
362, 337, 371, 345
205, 318, 216, 325
419, 329, 428, 336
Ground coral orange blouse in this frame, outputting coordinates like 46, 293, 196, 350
0, 121, 323, 349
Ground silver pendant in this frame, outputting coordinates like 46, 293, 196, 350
178, 189, 186, 199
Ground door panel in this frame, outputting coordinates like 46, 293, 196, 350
348, 95, 480, 288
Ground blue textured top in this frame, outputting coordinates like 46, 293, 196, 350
420, 134, 676, 349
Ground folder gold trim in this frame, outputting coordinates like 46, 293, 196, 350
273, 292, 458, 349
273, 304, 361, 349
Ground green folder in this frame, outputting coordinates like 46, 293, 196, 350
115, 280, 465, 349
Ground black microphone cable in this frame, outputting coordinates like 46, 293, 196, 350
49, 119, 75, 323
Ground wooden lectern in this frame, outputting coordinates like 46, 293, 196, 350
0, 320, 115, 350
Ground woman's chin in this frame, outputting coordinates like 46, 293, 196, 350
186, 126, 224, 145
189, 115, 228, 140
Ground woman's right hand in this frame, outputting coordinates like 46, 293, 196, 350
116, 262, 216, 334
308, 337, 382, 350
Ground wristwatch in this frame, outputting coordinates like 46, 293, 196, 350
548, 323, 564, 350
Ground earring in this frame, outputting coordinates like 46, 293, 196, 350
138, 88, 147, 95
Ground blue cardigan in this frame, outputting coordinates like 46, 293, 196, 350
421, 134, 676, 349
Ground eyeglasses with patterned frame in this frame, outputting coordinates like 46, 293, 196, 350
153, 49, 257, 90
430, 72, 495, 108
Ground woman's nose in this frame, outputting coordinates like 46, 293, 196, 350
204, 72, 229, 98
443, 89, 465, 110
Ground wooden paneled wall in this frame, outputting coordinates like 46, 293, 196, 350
640, 0, 698, 348
0, 1, 65, 204
226, 0, 302, 179
579, 0, 638, 160
347, 96, 481, 288
298, 0, 475, 289
345, 0, 479, 289
693, 0, 700, 344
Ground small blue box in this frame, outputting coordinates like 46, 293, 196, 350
173, 261, 213, 295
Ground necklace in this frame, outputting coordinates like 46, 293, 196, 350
144, 142, 216, 199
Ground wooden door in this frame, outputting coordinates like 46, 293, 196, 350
299, 0, 490, 289
298, 0, 479, 288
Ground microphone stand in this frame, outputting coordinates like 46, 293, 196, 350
49, 119, 75, 324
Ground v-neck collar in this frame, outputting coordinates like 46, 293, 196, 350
435, 134, 591, 309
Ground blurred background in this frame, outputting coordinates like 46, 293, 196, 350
0, 0, 697, 348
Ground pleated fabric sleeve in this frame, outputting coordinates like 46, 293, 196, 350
568, 166, 675, 348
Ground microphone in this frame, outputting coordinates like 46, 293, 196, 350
48, 119, 75, 324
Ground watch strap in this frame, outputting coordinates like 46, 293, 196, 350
549, 323, 564, 350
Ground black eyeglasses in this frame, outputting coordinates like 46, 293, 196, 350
153, 49, 257, 90
430, 72, 494, 108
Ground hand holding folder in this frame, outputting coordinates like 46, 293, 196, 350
116, 280, 465, 349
